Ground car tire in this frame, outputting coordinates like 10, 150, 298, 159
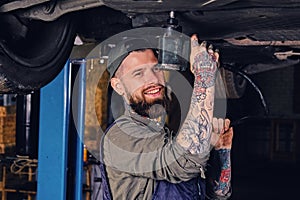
0, 14, 76, 93
223, 68, 247, 98
216, 68, 247, 99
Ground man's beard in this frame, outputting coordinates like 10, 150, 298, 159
128, 86, 169, 119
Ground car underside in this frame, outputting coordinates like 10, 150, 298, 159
1, 0, 300, 97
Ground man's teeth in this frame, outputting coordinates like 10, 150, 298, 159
146, 89, 159, 94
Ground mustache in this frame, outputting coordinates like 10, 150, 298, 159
129, 85, 172, 118
142, 84, 164, 93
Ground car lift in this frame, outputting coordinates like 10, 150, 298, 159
37, 60, 86, 200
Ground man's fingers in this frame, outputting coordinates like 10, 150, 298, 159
227, 127, 234, 138
213, 118, 230, 134
191, 34, 198, 41
222, 127, 234, 149
212, 117, 219, 133
200, 40, 207, 47
214, 50, 220, 64
213, 123, 234, 150
190, 34, 219, 76
223, 127, 234, 142
224, 118, 231, 132
218, 118, 224, 134
207, 43, 219, 62
208, 44, 214, 55
191, 34, 199, 47
190, 34, 198, 73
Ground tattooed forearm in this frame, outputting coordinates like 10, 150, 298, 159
214, 149, 231, 196
177, 83, 215, 153
178, 108, 211, 154
176, 35, 218, 154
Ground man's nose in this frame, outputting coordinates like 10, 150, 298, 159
145, 69, 160, 84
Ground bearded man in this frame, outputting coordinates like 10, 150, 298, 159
100, 35, 233, 200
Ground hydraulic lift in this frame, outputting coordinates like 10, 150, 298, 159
37, 60, 87, 200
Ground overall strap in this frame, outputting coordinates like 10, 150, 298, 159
152, 177, 205, 200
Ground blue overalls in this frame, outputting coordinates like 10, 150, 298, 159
100, 161, 205, 200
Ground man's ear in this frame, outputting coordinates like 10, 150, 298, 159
111, 77, 124, 96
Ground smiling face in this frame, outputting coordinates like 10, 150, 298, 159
110, 49, 167, 118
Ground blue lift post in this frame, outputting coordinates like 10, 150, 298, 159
37, 60, 86, 200
73, 60, 86, 200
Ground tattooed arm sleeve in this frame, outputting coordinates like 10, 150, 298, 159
206, 122, 233, 199
205, 149, 232, 199
214, 149, 232, 197
176, 35, 219, 155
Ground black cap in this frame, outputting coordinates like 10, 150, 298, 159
107, 37, 153, 79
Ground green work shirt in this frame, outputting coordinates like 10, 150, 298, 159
103, 111, 209, 200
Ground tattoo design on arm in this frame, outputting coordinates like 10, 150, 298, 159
179, 108, 211, 154
192, 52, 218, 101
176, 36, 219, 155
214, 149, 231, 196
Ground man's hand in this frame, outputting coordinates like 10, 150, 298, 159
190, 34, 219, 101
211, 118, 234, 150
209, 118, 233, 197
